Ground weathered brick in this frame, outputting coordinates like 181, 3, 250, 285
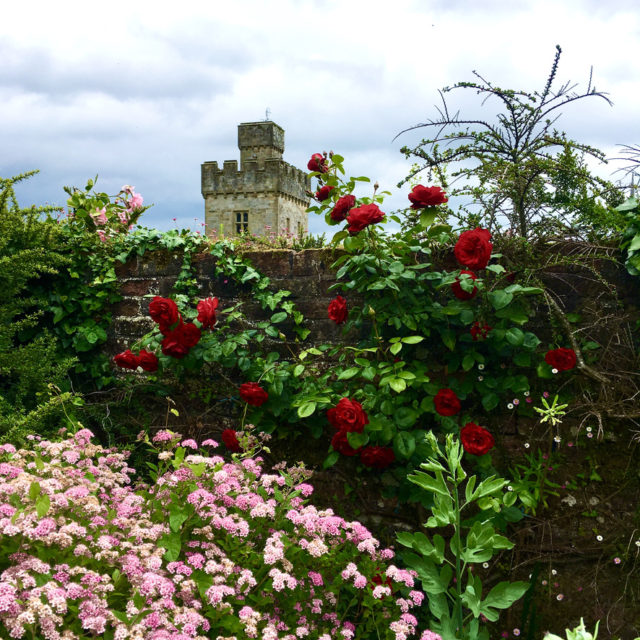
111, 316, 155, 338
111, 300, 140, 317
291, 248, 341, 276
193, 253, 220, 278
119, 279, 156, 296
241, 250, 293, 277
115, 259, 138, 278
138, 251, 184, 277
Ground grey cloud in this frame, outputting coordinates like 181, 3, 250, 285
0, 39, 240, 101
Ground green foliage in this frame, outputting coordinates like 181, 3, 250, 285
544, 618, 601, 640
116, 152, 559, 511
508, 448, 560, 514
396, 46, 622, 237
125, 237, 310, 435
288, 153, 547, 492
40, 180, 209, 389
0, 172, 77, 442
399, 433, 529, 640
616, 195, 640, 275
63, 177, 147, 233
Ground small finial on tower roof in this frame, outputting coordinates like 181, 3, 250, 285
265, 107, 271, 121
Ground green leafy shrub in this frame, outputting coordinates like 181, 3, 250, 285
0, 172, 77, 443
398, 433, 529, 640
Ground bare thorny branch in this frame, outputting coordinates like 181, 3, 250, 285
394, 45, 617, 237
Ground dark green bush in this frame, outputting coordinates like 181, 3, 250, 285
0, 172, 76, 443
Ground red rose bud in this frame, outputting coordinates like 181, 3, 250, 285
197, 297, 219, 330
327, 398, 368, 433
137, 350, 159, 372
328, 295, 348, 324
239, 382, 269, 407
451, 270, 478, 300
460, 422, 495, 456
470, 321, 492, 341
434, 388, 461, 416
307, 153, 329, 173
331, 194, 356, 222
114, 349, 140, 370
454, 228, 493, 271
221, 429, 242, 453
315, 185, 334, 202
545, 347, 577, 372
360, 446, 395, 469
346, 203, 385, 234
331, 430, 362, 457
408, 185, 448, 209
149, 296, 181, 328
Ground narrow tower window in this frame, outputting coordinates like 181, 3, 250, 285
236, 212, 249, 234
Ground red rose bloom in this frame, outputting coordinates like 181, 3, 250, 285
460, 422, 495, 456
330, 430, 362, 457
371, 572, 393, 590
179, 323, 202, 348
114, 349, 139, 370
331, 194, 356, 222
307, 153, 328, 173
346, 204, 385, 234
149, 297, 180, 330
434, 388, 461, 416
221, 429, 242, 453
197, 297, 219, 330
161, 334, 190, 359
239, 382, 269, 407
470, 321, 492, 341
161, 321, 201, 357
315, 185, 334, 202
408, 185, 448, 209
137, 350, 159, 372
451, 270, 478, 300
360, 446, 395, 469
327, 398, 369, 433
454, 228, 493, 271
328, 295, 348, 325
545, 347, 577, 372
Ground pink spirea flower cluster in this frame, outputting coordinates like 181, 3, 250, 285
0, 430, 425, 639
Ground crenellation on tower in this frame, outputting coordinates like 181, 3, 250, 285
202, 121, 310, 237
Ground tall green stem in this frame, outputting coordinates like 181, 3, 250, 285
453, 481, 464, 638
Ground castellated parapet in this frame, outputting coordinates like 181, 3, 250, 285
202, 121, 310, 238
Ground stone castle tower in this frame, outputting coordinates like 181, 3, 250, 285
201, 121, 310, 238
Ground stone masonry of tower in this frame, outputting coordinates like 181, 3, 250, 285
201, 121, 310, 238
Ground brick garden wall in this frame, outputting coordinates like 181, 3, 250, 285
110, 248, 348, 352
109, 245, 640, 354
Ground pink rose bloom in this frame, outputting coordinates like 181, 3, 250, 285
128, 192, 144, 211
91, 207, 108, 226
117, 209, 130, 225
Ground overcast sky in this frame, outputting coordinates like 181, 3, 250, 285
1, 0, 639, 236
